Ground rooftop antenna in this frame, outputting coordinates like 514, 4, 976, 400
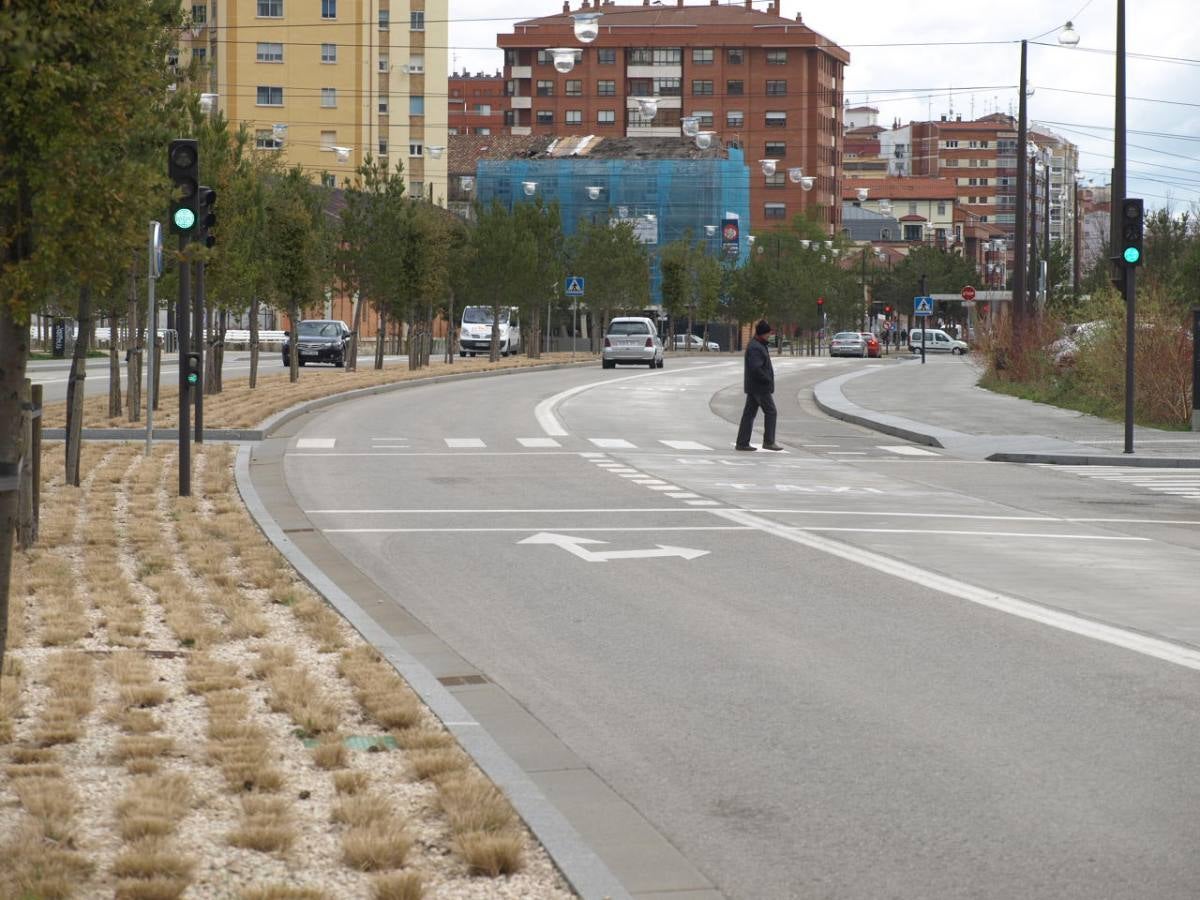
970, 94, 975, 119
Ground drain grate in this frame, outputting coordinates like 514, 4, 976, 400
437, 674, 489, 687
283, 527, 315, 534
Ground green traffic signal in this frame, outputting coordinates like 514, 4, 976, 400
1123, 246, 1141, 265
174, 207, 196, 230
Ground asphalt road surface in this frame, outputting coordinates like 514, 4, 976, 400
276, 354, 1200, 899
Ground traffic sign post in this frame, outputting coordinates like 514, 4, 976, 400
565, 276, 584, 361
961, 285, 976, 302
916, 276, 929, 364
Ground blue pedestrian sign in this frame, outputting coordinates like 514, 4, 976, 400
914, 296, 934, 317
565, 276, 585, 297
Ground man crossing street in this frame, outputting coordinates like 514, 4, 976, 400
736, 320, 783, 451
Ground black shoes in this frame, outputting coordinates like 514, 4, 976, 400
734, 444, 757, 451
762, 443, 784, 451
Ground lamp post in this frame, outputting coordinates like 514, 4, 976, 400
1013, 40, 1029, 328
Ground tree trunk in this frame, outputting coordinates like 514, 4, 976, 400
108, 311, 122, 419
65, 285, 93, 486
210, 308, 225, 394
126, 259, 141, 422
374, 308, 385, 370
287, 301, 300, 383
348, 288, 362, 372
152, 336, 162, 410
0, 305, 32, 671
249, 296, 260, 389
446, 291, 454, 364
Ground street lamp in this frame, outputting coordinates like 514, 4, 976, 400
522, 180, 537, 197
787, 167, 814, 191
586, 185, 603, 200
633, 96, 658, 118
856, 187, 869, 202
681, 115, 700, 138
572, 11, 602, 43
1058, 21, 1080, 46
694, 131, 714, 150
548, 48, 580, 74
759, 159, 777, 177
426, 145, 445, 159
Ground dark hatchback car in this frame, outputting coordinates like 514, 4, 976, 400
282, 319, 351, 367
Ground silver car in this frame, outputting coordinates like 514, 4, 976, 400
830, 331, 867, 357
603, 317, 664, 369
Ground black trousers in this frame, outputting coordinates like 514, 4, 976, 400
736, 391, 777, 446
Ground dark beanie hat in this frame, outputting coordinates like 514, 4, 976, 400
755, 320, 772, 336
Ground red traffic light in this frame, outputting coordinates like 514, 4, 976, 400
817, 297, 825, 306
883, 305, 892, 314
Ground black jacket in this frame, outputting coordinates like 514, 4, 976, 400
743, 337, 774, 394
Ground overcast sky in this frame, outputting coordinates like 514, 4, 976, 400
447, 0, 1199, 213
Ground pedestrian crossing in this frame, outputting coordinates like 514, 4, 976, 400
1051, 466, 1200, 503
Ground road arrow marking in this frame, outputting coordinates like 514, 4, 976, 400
518, 531, 709, 563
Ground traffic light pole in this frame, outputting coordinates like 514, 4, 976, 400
193, 257, 204, 443
1123, 264, 1136, 454
177, 236, 192, 496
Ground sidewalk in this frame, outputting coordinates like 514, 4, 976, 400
813, 355, 1200, 466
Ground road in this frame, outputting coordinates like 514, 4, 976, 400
269, 354, 1200, 899
26, 352, 409, 406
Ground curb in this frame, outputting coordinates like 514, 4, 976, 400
43, 427, 263, 442
811, 368, 945, 448
987, 452, 1200, 467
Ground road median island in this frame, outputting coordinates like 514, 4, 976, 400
2, 431, 591, 895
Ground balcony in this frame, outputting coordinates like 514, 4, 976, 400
510, 66, 531, 79
511, 126, 531, 136
510, 96, 531, 109
627, 65, 681, 79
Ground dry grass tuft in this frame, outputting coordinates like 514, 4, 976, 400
265, 666, 342, 735
311, 732, 348, 770
0, 657, 26, 744
114, 708, 163, 735
340, 824, 413, 872
0, 826, 93, 900
338, 647, 423, 731
110, 837, 195, 882
13, 776, 79, 845
34, 651, 95, 746
390, 727, 453, 752
116, 773, 193, 841
407, 747, 469, 782
228, 795, 296, 853
113, 875, 192, 900
5, 762, 65, 779
453, 831, 525, 877
186, 654, 241, 694
333, 770, 370, 796
240, 887, 329, 900
436, 774, 517, 836
291, 596, 347, 652
370, 871, 424, 900
332, 792, 392, 828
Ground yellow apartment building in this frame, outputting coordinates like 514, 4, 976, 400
182, 0, 448, 202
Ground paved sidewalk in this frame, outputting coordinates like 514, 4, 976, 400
814, 354, 1200, 466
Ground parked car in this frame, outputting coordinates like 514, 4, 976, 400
859, 333, 882, 358
603, 317, 664, 369
282, 319, 351, 367
672, 333, 720, 351
830, 332, 868, 357
908, 328, 969, 355
1050, 320, 1107, 369
458, 305, 521, 357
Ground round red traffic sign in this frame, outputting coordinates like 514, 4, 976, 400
961, 285, 977, 301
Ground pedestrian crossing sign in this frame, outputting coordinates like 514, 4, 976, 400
914, 296, 934, 316
565, 276, 585, 297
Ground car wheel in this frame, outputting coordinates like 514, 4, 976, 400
657, 357, 664, 369
602, 359, 614, 370
298, 359, 306, 367
469, 352, 476, 357
458, 350, 465, 358
952, 347, 965, 355
335, 353, 345, 368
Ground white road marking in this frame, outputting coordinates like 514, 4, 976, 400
660, 440, 712, 451
307, 507, 718, 514
517, 437, 562, 448
827, 451, 868, 456
589, 438, 637, 449
713, 508, 1200, 672
797, 527, 1147, 541
328, 526, 747, 533
666, 492, 700, 499
878, 445, 940, 457
445, 438, 486, 448
580, 452, 607, 459
289, 451, 569, 458
296, 438, 336, 449
686, 500, 722, 506
518, 531, 709, 562
647, 485, 681, 491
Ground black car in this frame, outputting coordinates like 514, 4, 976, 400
282, 319, 351, 367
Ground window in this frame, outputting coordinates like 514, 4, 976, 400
320, 130, 336, 150
726, 110, 744, 128
692, 80, 713, 96
692, 48, 714, 65
378, 55, 389, 71
321, 87, 336, 107
379, 139, 388, 155
598, 48, 616, 64
410, 10, 424, 30
766, 49, 788, 65
410, 181, 423, 197
692, 110, 713, 127
255, 129, 282, 150
322, 174, 335, 188
191, 5, 207, 24
904, 224, 922, 241
764, 203, 787, 219
765, 172, 785, 188
764, 141, 786, 158
378, 98, 388, 114
597, 80, 616, 96
256, 42, 283, 63
409, 142, 422, 157
945, 158, 959, 167
908, 202, 918, 215
944, 140, 959, 148
727, 48, 744, 64
655, 77, 681, 96
597, 109, 615, 125
766, 80, 787, 96
409, 95, 424, 115
628, 47, 681, 65
193, 47, 206, 63
726, 79, 744, 96
406, 55, 424, 73
474, 127, 491, 135
566, 109, 582, 125
378, 9, 388, 29
473, 103, 491, 115
765, 111, 786, 128
321, 43, 336, 63
937, 202, 947, 215
536, 110, 554, 124
536, 80, 554, 96
256, 85, 283, 106
565, 79, 582, 96
321, 0, 336, 18
257, 0, 282, 16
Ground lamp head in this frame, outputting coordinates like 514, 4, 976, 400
572, 11, 602, 43
856, 187, 869, 202
522, 181, 537, 197
694, 131, 713, 150
549, 48, 578, 74
759, 159, 777, 177
1057, 20, 1080, 46
586, 185, 602, 200
680, 116, 700, 138
634, 96, 658, 117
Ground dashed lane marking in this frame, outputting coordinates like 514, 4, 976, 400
445, 438, 487, 448
878, 445, 941, 457
517, 437, 562, 448
660, 440, 713, 451
296, 438, 336, 449
589, 438, 637, 449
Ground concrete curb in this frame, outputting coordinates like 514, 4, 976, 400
43, 427, 263, 442
811, 368, 946, 448
987, 452, 1200, 467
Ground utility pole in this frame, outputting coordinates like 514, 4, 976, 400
1013, 40, 1029, 328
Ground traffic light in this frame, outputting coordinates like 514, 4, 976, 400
1119, 198, 1143, 267
168, 139, 200, 236
883, 304, 893, 316
183, 352, 201, 386
199, 187, 216, 249
817, 297, 825, 310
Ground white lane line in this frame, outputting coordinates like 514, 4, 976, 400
445, 438, 487, 448
878, 445, 940, 457
589, 438, 637, 449
797, 527, 1147, 541
296, 438, 336, 449
660, 440, 712, 451
307, 507, 716, 514
666, 492, 701, 499
289, 452, 571, 458
580, 452, 607, 459
518, 437, 562, 448
647, 485, 681, 492
632, 479, 668, 485
686, 500, 722, 506
324, 526, 751, 533
713, 508, 1200, 672
748, 508, 1059, 521
827, 451, 868, 456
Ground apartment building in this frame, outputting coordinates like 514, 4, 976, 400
1031, 127, 1081, 251
183, 0, 447, 201
495, 0, 849, 235
449, 71, 506, 135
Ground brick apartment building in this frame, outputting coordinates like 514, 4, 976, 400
449, 70, 506, 135
495, 0, 849, 236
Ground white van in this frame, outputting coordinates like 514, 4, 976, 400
459, 306, 521, 357
908, 328, 968, 355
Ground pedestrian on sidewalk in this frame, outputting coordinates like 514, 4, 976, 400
736, 319, 783, 451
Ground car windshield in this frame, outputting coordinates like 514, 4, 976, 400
833, 332, 860, 340
608, 322, 651, 336
462, 307, 509, 325
298, 322, 340, 337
